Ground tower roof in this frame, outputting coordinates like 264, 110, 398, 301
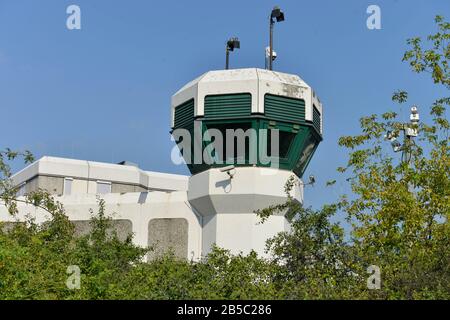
171, 68, 322, 127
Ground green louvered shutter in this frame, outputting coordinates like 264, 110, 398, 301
264, 94, 305, 124
174, 99, 194, 129
204, 93, 251, 120
313, 105, 321, 134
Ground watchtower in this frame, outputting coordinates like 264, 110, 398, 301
171, 68, 323, 256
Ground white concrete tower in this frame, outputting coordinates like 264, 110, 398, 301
171, 68, 323, 257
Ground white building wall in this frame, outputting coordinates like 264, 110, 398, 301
188, 167, 302, 257
2, 155, 300, 259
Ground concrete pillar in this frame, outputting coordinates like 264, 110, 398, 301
187, 167, 302, 257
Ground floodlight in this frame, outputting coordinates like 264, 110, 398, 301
268, 6, 285, 70
227, 38, 240, 51
225, 37, 240, 69
271, 6, 285, 22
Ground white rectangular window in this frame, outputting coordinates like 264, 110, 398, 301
97, 181, 111, 194
64, 178, 73, 195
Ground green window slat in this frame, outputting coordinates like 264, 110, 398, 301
313, 105, 321, 133
264, 94, 305, 124
204, 93, 251, 120
174, 99, 194, 129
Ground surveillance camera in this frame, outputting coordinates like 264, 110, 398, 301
410, 106, 420, 123
406, 127, 418, 138
220, 165, 235, 173
220, 165, 236, 179
298, 175, 316, 187
410, 115, 419, 124
385, 131, 398, 142
391, 140, 402, 152
265, 47, 277, 61
271, 51, 277, 61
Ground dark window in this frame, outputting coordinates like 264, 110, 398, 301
204, 122, 253, 163
313, 105, 321, 133
267, 129, 296, 158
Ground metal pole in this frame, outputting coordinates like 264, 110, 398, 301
269, 18, 274, 70
226, 46, 230, 70
265, 52, 268, 69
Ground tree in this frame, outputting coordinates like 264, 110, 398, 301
259, 15, 449, 299
337, 15, 449, 299
0, 152, 149, 299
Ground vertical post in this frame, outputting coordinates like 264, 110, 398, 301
225, 46, 230, 70
269, 18, 274, 70
265, 51, 268, 69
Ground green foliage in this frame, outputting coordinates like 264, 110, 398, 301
0, 153, 277, 299
257, 15, 450, 300
112, 247, 280, 300
0, 206, 279, 299
337, 15, 449, 299
403, 15, 450, 88
264, 203, 363, 299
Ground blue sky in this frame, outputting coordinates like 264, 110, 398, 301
0, 0, 448, 210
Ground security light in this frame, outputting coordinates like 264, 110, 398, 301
271, 6, 285, 22
225, 37, 240, 69
227, 38, 240, 51
268, 6, 285, 70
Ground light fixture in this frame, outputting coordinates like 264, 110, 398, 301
225, 37, 240, 70
268, 6, 285, 70
271, 6, 285, 22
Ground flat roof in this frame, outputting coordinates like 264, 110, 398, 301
12, 156, 189, 192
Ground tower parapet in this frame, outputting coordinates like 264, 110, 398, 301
171, 68, 322, 177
